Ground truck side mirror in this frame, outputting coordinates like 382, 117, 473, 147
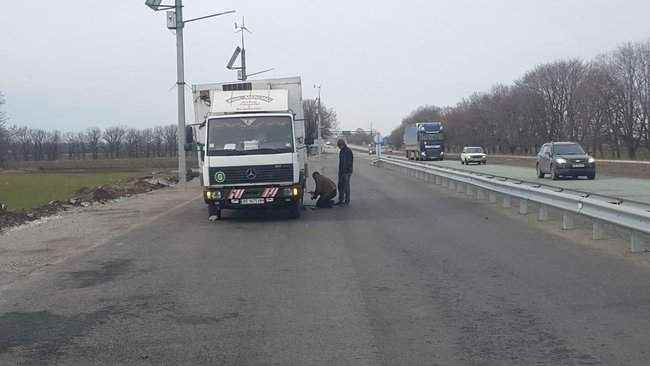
185, 126, 194, 144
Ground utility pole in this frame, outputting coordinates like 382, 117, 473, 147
175, 0, 186, 185
314, 84, 322, 158
145, 0, 234, 185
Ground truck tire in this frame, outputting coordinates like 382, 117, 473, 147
551, 165, 559, 180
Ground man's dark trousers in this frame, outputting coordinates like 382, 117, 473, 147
338, 173, 351, 204
316, 191, 336, 208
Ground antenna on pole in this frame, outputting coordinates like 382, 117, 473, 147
227, 17, 273, 81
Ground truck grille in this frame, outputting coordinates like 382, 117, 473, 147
209, 164, 293, 185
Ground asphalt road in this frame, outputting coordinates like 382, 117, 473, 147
3, 152, 650, 365
385, 151, 650, 204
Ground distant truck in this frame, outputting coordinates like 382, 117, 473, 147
403, 122, 445, 160
187, 76, 307, 220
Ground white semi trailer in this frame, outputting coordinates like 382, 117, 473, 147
186, 76, 307, 220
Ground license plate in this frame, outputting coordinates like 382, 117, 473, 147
241, 198, 265, 205
573, 164, 585, 168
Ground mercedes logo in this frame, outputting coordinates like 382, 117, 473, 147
245, 168, 257, 180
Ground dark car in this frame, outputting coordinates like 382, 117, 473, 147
536, 142, 596, 180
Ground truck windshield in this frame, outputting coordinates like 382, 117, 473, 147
421, 133, 443, 141
207, 116, 293, 156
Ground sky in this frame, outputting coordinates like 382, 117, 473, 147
2, 0, 650, 135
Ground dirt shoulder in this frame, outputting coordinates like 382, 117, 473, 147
0, 182, 201, 292
0, 173, 186, 232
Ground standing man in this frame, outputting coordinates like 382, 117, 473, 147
336, 139, 353, 205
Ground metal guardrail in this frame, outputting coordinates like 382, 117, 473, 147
383, 152, 650, 210
375, 155, 650, 253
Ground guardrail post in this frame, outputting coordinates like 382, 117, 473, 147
538, 205, 548, 221
519, 199, 528, 215
449, 180, 455, 191
457, 182, 465, 194
502, 195, 511, 208
630, 232, 647, 253
592, 220, 605, 240
488, 191, 497, 204
466, 185, 474, 198
435, 176, 442, 185
562, 212, 574, 230
476, 188, 485, 201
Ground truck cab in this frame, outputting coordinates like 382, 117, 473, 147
188, 77, 307, 220
403, 122, 445, 161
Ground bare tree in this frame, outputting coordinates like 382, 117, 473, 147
29, 129, 47, 161
141, 128, 154, 158
163, 125, 177, 157
103, 126, 126, 159
601, 43, 646, 158
86, 127, 102, 160
152, 126, 164, 157
124, 128, 141, 158
44, 130, 61, 161
303, 99, 338, 144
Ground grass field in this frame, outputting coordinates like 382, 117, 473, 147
0, 172, 137, 211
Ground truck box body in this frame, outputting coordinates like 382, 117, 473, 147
403, 122, 445, 160
190, 77, 307, 218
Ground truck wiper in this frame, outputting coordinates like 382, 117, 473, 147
253, 148, 291, 154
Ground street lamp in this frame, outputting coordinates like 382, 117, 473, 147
145, 1, 235, 185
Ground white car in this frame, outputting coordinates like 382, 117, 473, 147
460, 146, 487, 165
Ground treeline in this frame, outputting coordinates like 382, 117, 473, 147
0, 123, 180, 166
391, 40, 650, 159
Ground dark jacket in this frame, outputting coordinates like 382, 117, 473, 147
339, 146, 354, 175
313, 174, 337, 198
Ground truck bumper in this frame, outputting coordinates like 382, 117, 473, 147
204, 185, 302, 209
423, 150, 444, 160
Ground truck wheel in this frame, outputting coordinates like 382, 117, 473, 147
587, 173, 595, 180
289, 202, 301, 219
536, 164, 544, 178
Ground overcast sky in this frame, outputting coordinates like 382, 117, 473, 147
2, 0, 650, 134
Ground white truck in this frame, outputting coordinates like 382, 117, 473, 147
186, 76, 307, 220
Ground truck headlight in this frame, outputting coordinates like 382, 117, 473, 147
555, 158, 567, 164
440, 151, 444, 155
292, 187, 300, 197
421, 152, 426, 156
206, 190, 222, 200
588, 157, 595, 163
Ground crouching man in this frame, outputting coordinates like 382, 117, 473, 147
310, 171, 337, 208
